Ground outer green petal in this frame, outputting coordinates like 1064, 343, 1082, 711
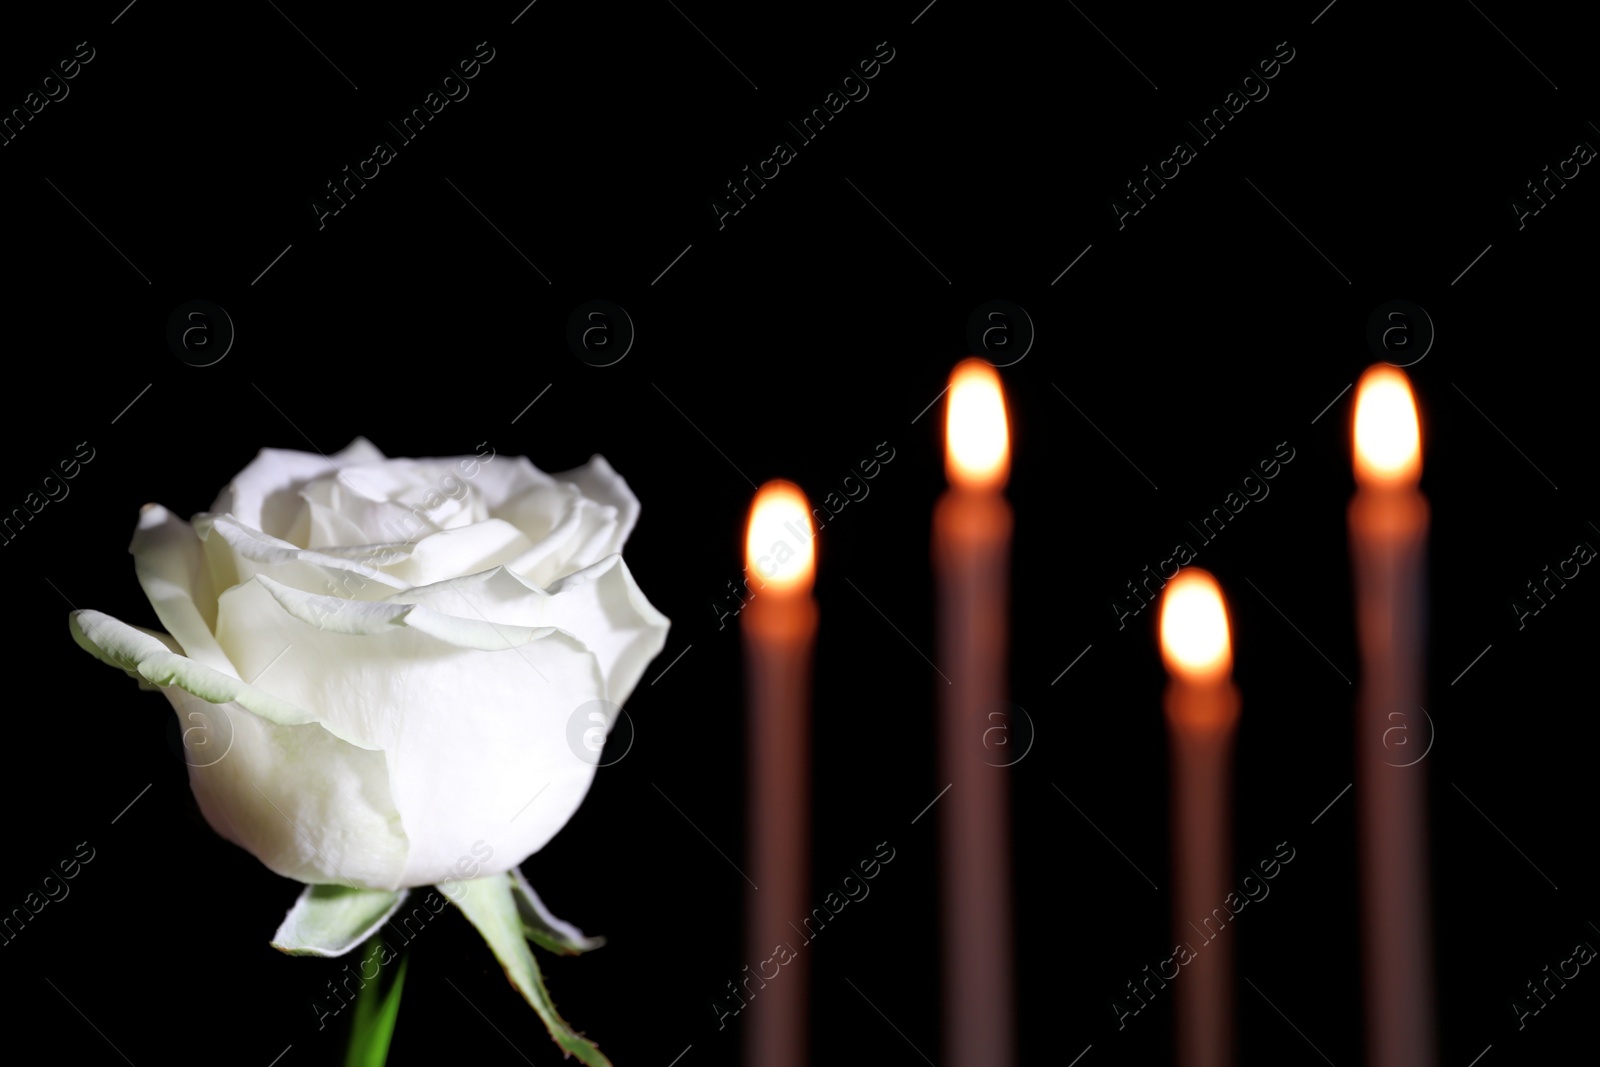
69, 609, 375, 749
443, 874, 611, 1066
271, 885, 410, 957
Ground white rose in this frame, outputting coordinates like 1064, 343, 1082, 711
70, 437, 669, 891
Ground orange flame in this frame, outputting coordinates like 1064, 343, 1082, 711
1353, 364, 1421, 488
745, 480, 815, 594
945, 358, 1010, 491
1160, 569, 1233, 684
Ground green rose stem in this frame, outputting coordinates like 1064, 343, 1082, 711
344, 939, 409, 1067
269, 876, 608, 1064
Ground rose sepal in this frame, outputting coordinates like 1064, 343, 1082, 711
271, 884, 411, 958
443, 871, 611, 1066
510, 866, 606, 955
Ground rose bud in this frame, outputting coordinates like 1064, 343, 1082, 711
69, 438, 669, 892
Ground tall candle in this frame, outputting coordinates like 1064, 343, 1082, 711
741, 480, 818, 1067
934, 358, 1014, 1067
1158, 569, 1239, 1067
1350, 364, 1436, 1067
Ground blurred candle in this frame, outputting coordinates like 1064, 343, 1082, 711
741, 480, 817, 1067
934, 358, 1014, 1067
1159, 568, 1240, 1067
1350, 364, 1436, 1067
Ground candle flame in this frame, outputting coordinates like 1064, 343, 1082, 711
1353, 364, 1421, 487
1160, 569, 1233, 683
745, 480, 815, 594
945, 358, 1010, 490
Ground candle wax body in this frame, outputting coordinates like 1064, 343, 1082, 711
1165, 681, 1239, 1067
1350, 487, 1436, 1067
741, 592, 818, 1067
934, 488, 1015, 1067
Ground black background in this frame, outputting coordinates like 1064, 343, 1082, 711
3, 1, 1597, 1065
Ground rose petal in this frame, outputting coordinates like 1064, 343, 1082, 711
336, 437, 388, 465
380, 519, 535, 587
196, 514, 410, 600
130, 504, 236, 676
71, 607, 409, 887
455, 453, 556, 511
248, 573, 555, 652
540, 556, 669, 705
246, 554, 668, 704
498, 485, 594, 586
209, 438, 386, 541
552, 455, 640, 554
212, 576, 608, 885
301, 496, 378, 550
405, 558, 670, 705
298, 460, 487, 546
171, 684, 409, 888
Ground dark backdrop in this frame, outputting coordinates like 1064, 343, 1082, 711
2, 1, 1596, 1065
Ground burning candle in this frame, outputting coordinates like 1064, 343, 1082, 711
934, 358, 1014, 1067
1350, 364, 1436, 1067
742, 480, 818, 1067
1159, 568, 1239, 1067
